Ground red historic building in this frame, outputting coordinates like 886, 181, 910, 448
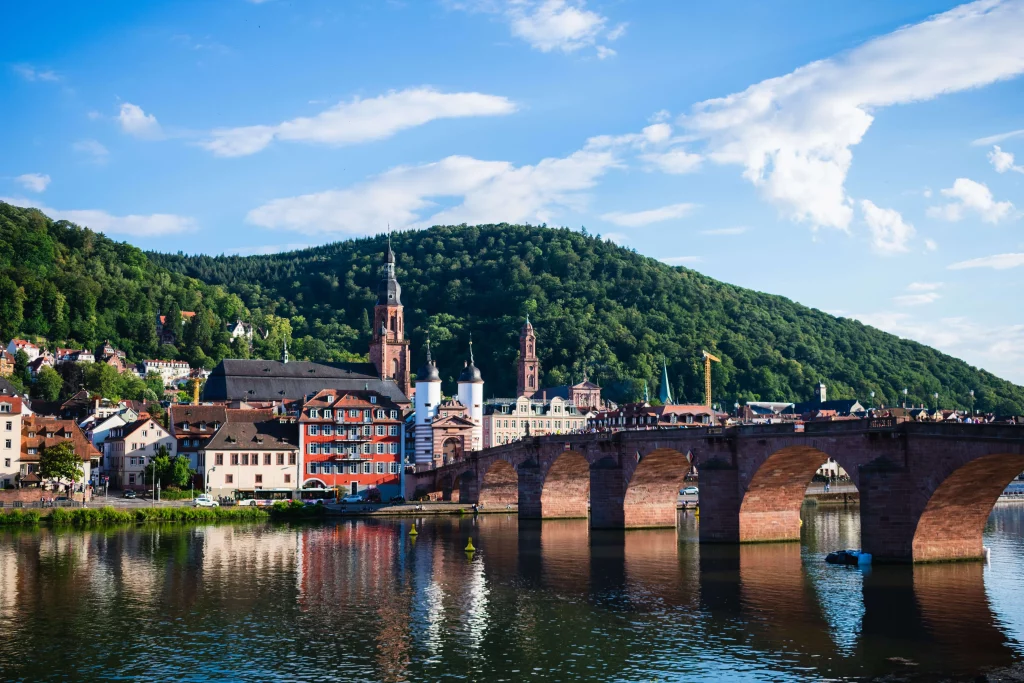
299, 389, 404, 498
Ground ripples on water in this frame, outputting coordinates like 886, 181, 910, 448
0, 505, 1021, 682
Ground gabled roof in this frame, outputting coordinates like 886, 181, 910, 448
203, 359, 409, 404
432, 414, 475, 429
21, 415, 99, 462
205, 419, 298, 451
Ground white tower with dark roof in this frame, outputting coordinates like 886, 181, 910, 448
457, 338, 484, 452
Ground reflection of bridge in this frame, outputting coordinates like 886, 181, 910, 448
408, 420, 1024, 562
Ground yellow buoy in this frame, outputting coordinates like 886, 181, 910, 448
465, 537, 476, 552
409, 523, 419, 536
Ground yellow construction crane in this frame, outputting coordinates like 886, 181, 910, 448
702, 351, 720, 408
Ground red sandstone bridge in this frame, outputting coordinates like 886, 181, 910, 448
407, 419, 1024, 563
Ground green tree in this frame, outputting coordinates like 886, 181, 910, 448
143, 445, 173, 489
83, 362, 121, 399
39, 441, 84, 485
13, 350, 31, 387
144, 371, 165, 398
0, 275, 25, 342
32, 365, 63, 401
163, 301, 183, 345
170, 455, 194, 489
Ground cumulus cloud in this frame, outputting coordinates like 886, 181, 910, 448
860, 200, 915, 254
927, 178, 1014, 223
600, 202, 695, 227
604, 232, 628, 245
118, 103, 163, 139
678, 0, 1024, 232
12, 63, 59, 82
201, 88, 516, 157
988, 145, 1024, 173
72, 139, 109, 165
15, 173, 50, 193
948, 252, 1024, 270
453, 0, 620, 57
0, 197, 195, 237
893, 282, 942, 306
925, 238, 938, 251
246, 146, 618, 235
587, 122, 703, 174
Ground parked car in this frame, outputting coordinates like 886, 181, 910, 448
341, 494, 363, 504
194, 495, 219, 508
681, 486, 699, 496
122, 490, 137, 499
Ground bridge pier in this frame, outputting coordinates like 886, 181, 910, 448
589, 458, 626, 529
697, 465, 740, 543
517, 459, 543, 519
859, 459, 916, 562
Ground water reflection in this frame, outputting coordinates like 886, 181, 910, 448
0, 507, 1019, 681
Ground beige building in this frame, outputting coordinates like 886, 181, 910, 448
0, 393, 23, 488
202, 419, 299, 501
105, 418, 177, 490
482, 396, 586, 447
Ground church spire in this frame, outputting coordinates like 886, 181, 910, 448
659, 359, 673, 405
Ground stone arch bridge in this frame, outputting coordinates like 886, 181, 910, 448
407, 419, 1024, 563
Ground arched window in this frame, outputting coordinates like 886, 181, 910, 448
390, 316, 397, 333
391, 357, 399, 378
527, 341, 533, 356
528, 374, 535, 388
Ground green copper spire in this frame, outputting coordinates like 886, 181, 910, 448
659, 359, 673, 405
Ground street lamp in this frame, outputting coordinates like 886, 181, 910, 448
870, 391, 875, 410
903, 387, 908, 408
933, 392, 939, 411
969, 389, 975, 417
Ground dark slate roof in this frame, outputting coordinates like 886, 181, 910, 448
0, 378, 19, 397
206, 419, 299, 451
790, 399, 864, 415
202, 359, 409, 404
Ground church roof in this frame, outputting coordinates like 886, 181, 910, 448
202, 359, 410, 404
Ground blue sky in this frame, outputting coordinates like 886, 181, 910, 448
2, 0, 1023, 384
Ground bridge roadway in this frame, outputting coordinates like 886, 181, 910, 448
407, 419, 1024, 563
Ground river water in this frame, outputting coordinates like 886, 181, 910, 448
0, 505, 1022, 682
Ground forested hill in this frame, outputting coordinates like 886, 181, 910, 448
152, 222, 1022, 414
2, 201, 1021, 413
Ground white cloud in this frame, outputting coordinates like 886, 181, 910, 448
587, 122, 704, 174
247, 146, 618, 235
600, 202, 695, 227
640, 148, 703, 174
854, 311, 1024, 384
454, 0, 619, 57
604, 232, 628, 245
860, 199, 915, 254
660, 256, 701, 265
948, 252, 1024, 270
595, 45, 616, 60
606, 22, 628, 41
201, 88, 516, 157
679, 0, 1024, 232
0, 197, 195, 237
988, 145, 1024, 173
972, 128, 1024, 146
72, 139, 109, 164
893, 292, 941, 306
906, 281, 942, 292
925, 238, 938, 251
15, 173, 50, 193
927, 178, 1014, 223
12, 63, 59, 82
118, 103, 163, 139
701, 226, 748, 236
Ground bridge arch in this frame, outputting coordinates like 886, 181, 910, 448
479, 459, 518, 508
540, 450, 590, 519
622, 448, 690, 528
911, 452, 1024, 562
739, 445, 853, 542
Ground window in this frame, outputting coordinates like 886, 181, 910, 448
309, 409, 319, 419
215, 453, 223, 466
363, 410, 371, 420
308, 443, 319, 455
512, 420, 517, 428
349, 464, 358, 474
264, 453, 271, 465
376, 410, 384, 420
323, 425, 333, 436
255, 474, 263, 484
276, 453, 284, 465
4, 421, 10, 431
362, 462, 371, 474
389, 425, 399, 436
362, 444, 371, 454
142, 430, 148, 437
389, 463, 399, 474
350, 428, 358, 438
198, 453, 205, 467
321, 463, 332, 475
242, 453, 250, 466
288, 454, 296, 465
324, 409, 332, 419
349, 409, 359, 418
129, 474, 135, 485
309, 462, 318, 474
284, 474, 291, 484
376, 443, 384, 454
390, 443, 399, 454
376, 425, 385, 436
3, 440, 9, 449
370, 395, 377, 404
308, 425, 319, 436
376, 462, 385, 474
362, 425, 371, 436
390, 410, 398, 419
225, 474, 233, 484
231, 454, 239, 466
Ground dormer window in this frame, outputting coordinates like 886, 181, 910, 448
370, 396, 377, 404
310, 409, 319, 419
182, 422, 190, 431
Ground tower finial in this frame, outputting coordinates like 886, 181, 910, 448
469, 333, 474, 365
426, 333, 432, 364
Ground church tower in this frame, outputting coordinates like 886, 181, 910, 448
369, 238, 411, 397
517, 316, 540, 398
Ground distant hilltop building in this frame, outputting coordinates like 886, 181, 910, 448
155, 310, 196, 346
516, 317, 604, 411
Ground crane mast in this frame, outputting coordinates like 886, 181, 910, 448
702, 351, 720, 408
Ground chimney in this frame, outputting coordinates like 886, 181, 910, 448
817, 382, 827, 404
542, 390, 547, 401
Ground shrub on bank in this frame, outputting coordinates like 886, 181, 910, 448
0, 509, 42, 526
269, 500, 327, 520
47, 505, 270, 527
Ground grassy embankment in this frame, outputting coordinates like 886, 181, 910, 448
0, 501, 324, 527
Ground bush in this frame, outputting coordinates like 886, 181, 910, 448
0, 509, 42, 526
46, 505, 269, 527
269, 500, 327, 520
